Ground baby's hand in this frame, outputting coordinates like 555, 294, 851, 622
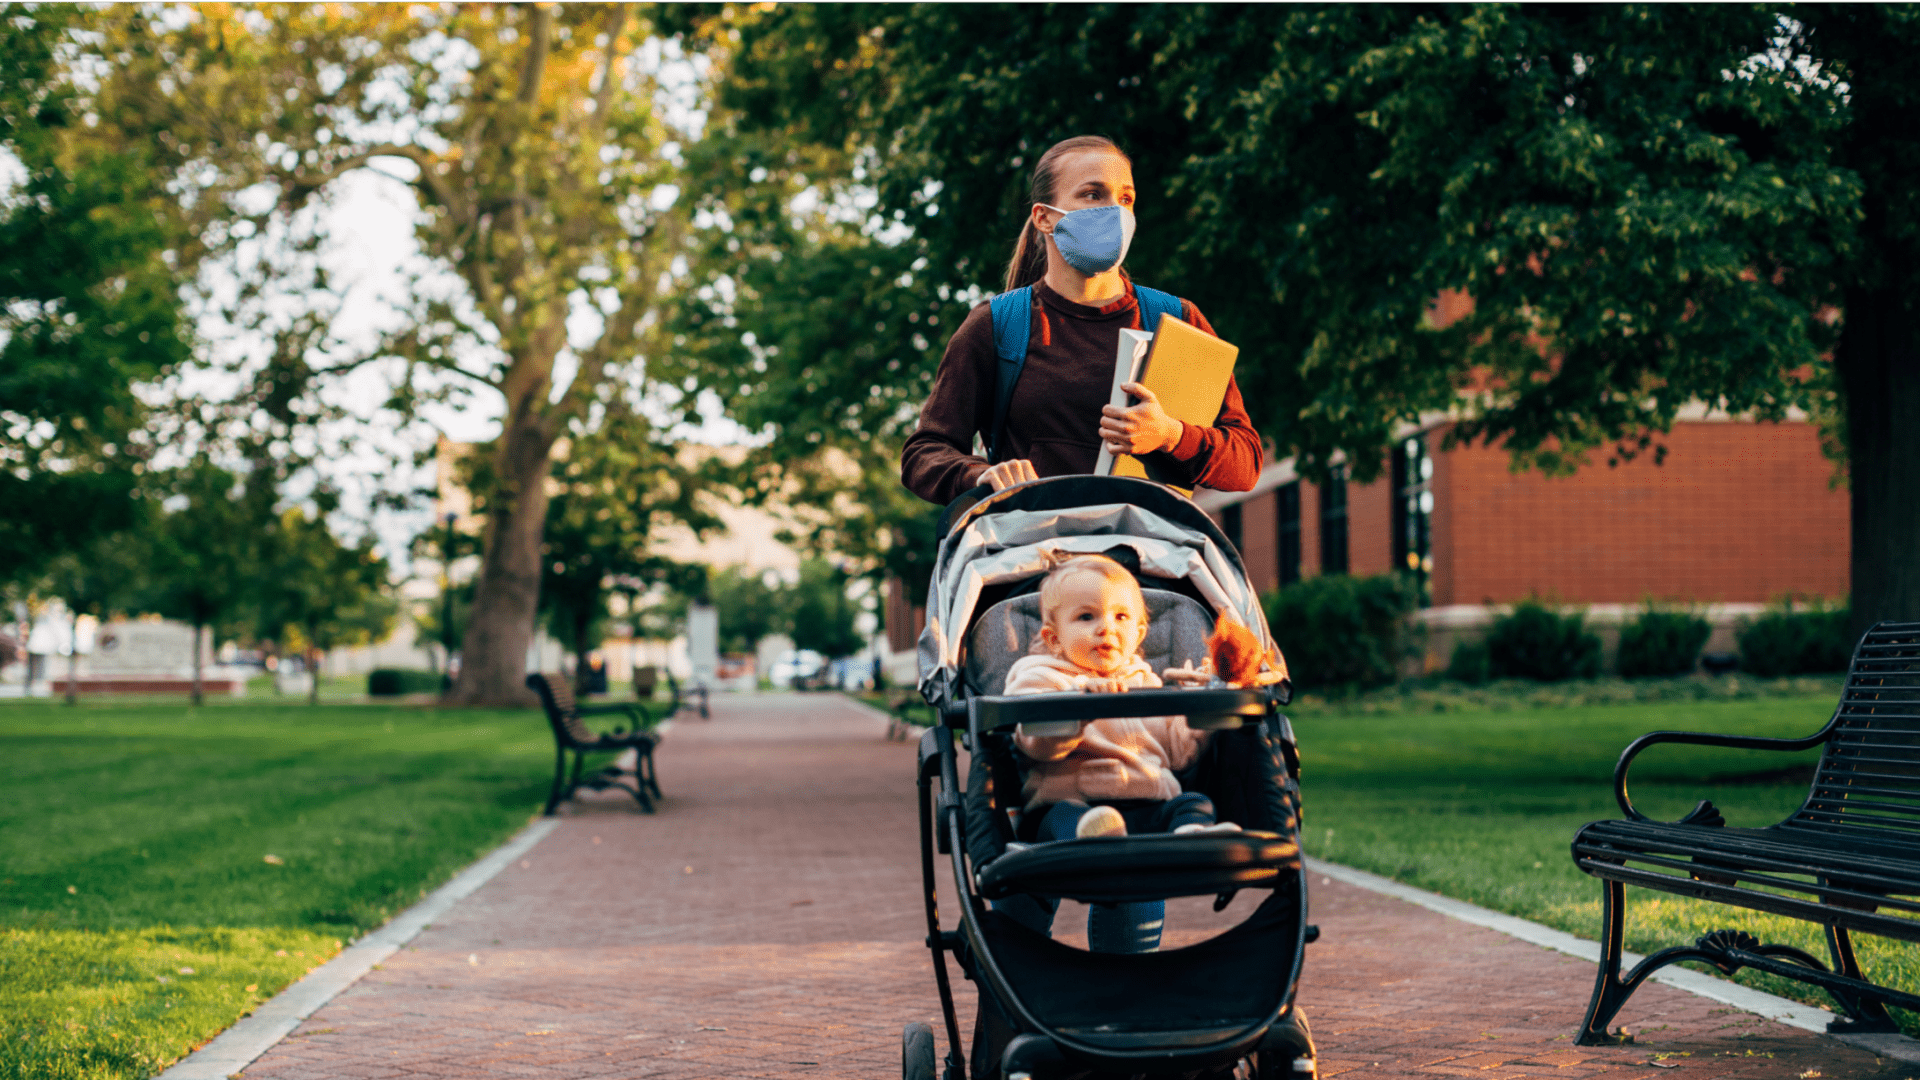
1079, 676, 1130, 694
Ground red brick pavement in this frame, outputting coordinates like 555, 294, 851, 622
240, 694, 1903, 1080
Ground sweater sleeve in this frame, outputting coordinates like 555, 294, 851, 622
1141, 300, 1264, 493
900, 303, 997, 506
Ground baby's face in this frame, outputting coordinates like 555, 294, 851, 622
1040, 570, 1148, 677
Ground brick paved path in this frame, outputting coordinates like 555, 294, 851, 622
242, 694, 1901, 1080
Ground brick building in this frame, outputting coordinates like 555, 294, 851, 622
1194, 416, 1849, 671
882, 417, 1847, 673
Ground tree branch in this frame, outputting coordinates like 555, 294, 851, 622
517, 5, 554, 105
591, 5, 631, 139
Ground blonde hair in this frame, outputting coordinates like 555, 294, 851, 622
1003, 135, 1133, 292
1037, 554, 1148, 630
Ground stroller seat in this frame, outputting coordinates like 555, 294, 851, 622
965, 588, 1215, 696
976, 831, 1300, 903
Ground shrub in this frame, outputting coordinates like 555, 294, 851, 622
1264, 573, 1420, 690
1485, 600, 1601, 682
1737, 600, 1854, 677
1447, 640, 1491, 685
1617, 606, 1712, 678
368, 668, 442, 696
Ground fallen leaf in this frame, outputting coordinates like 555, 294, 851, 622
274, 949, 288, 957
526, 1030, 553, 1036
179, 967, 195, 975
263, 855, 284, 866
244, 984, 258, 993
467, 954, 478, 965
67, 885, 77, 894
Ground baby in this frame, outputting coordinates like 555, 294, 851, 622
998, 554, 1236, 952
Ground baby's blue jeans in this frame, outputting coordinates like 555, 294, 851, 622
994, 792, 1216, 954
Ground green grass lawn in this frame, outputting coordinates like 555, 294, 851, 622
1289, 680, 1920, 1037
0, 699, 555, 1079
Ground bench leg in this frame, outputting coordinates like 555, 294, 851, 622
642, 748, 663, 799
1823, 924, 1901, 1034
628, 750, 656, 814
1577, 880, 1639, 1045
543, 743, 569, 816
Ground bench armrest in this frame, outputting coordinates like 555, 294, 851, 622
577, 701, 656, 734
1613, 725, 1831, 822
969, 687, 1269, 740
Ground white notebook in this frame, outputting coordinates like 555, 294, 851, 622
1092, 328, 1155, 476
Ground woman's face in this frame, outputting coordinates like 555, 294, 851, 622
1036, 150, 1135, 232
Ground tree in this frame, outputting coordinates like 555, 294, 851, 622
706, 566, 788, 657
787, 558, 863, 660
711, 5, 1917, 632
75, 4, 714, 704
0, 6, 189, 584
536, 410, 718, 695
146, 462, 272, 706
41, 528, 149, 705
258, 507, 394, 705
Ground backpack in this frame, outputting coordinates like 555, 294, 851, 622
984, 283, 1186, 465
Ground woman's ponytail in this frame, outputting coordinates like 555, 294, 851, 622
1001, 135, 1131, 293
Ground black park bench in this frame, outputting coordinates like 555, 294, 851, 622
1570, 620, 1920, 1044
526, 672, 664, 815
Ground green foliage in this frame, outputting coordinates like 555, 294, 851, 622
0, 7, 190, 584
788, 559, 863, 660
1486, 601, 1602, 682
1263, 574, 1420, 690
706, 566, 789, 656
1738, 599, 1855, 677
0, 699, 551, 1076
537, 411, 720, 689
257, 507, 393, 701
714, 5, 1855, 483
1447, 640, 1492, 686
1617, 606, 1713, 678
366, 669, 442, 697
144, 463, 274, 646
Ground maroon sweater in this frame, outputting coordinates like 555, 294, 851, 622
900, 280, 1263, 506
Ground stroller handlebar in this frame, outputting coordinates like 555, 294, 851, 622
968, 687, 1270, 734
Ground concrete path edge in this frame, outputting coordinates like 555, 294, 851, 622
156, 817, 563, 1080
1305, 855, 1920, 1064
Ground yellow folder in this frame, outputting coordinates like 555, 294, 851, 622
1112, 314, 1240, 492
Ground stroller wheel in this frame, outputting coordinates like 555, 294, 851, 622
902, 1021, 937, 1080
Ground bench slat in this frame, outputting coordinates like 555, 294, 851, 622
1575, 846, 1920, 910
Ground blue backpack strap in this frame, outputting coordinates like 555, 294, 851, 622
986, 286, 1033, 465
1133, 283, 1185, 334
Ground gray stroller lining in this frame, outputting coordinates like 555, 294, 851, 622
964, 588, 1217, 697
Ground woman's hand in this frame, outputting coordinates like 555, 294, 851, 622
979, 458, 1038, 491
1100, 383, 1183, 457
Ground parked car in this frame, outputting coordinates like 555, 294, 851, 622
768, 649, 825, 688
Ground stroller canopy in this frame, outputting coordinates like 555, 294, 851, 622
917, 476, 1279, 706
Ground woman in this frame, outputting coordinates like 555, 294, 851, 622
900, 135, 1263, 505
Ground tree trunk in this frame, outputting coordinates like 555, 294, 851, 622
449, 410, 555, 706
1837, 285, 1920, 641
307, 643, 321, 706
65, 613, 79, 706
191, 621, 205, 707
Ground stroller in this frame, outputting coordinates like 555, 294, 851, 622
907, 475, 1318, 1080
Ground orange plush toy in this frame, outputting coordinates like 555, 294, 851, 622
1206, 619, 1265, 688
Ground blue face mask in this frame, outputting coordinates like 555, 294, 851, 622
1041, 203, 1136, 276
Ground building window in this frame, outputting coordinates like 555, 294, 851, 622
1276, 482, 1301, 588
1319, 465, 1349, 575
1393, 434, 1434, 600
1221, 502, 1243, 554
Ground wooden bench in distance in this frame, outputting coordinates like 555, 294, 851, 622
1570, 620, 1920, 1043
526, 672, 663, 815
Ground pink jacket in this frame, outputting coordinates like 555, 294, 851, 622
1004, 654, 1205, 808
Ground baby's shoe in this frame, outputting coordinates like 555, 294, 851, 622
1173, 821, 1243, 835
1075, 805, 1127, 838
